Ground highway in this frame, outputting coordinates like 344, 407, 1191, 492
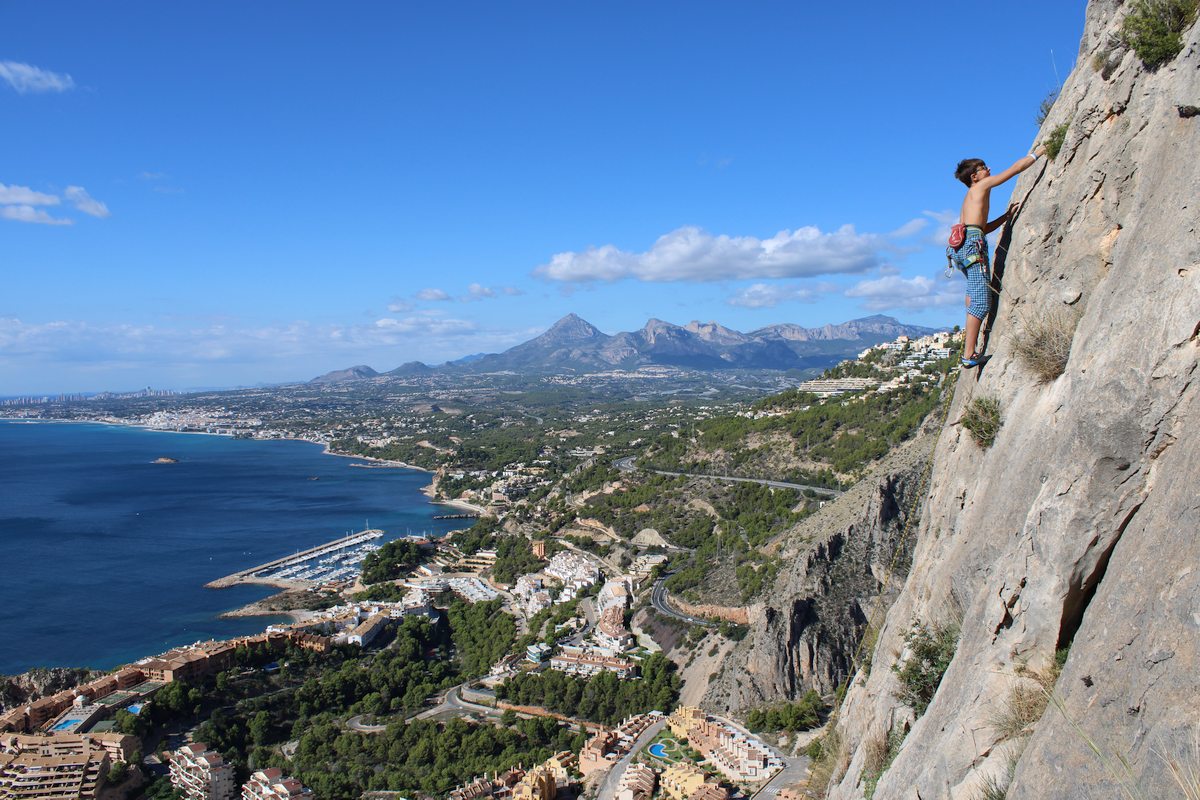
613, 456, 842, 498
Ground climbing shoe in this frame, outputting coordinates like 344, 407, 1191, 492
960, 354, 981, 368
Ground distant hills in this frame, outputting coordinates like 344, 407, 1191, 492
308, 313, 941, 383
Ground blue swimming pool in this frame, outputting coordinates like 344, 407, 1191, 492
128, 703, 143, 715
51, 719, 78, 731
649, 744, 668, 758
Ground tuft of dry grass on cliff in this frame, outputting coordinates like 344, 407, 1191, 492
961, 397, 1002, 449
1012, 307, 1079, 383
799, 726, 849, 798
1159, 729, 1200, 800
989, 660, 1062, 741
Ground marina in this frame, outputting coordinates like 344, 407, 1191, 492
206, 529, 384, 589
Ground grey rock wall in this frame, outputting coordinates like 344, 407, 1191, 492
825, 2, 1200, 798
704, 426, 934, 709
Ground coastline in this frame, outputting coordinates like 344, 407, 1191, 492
0, 418, 454, 673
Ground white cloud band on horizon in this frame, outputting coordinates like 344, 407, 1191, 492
534, 224, 882, 283
0, 61, 75, 94
0, 205, 73, 225
0, 183, 60, 206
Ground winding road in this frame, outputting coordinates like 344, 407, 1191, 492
650, 576, 715, 627
613, 456, 842, 498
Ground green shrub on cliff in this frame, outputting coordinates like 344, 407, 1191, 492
1120, 0, 1198, 69
1044, 122, 1069, 160
893, 619, 959, 716
961, 397, 1002, 449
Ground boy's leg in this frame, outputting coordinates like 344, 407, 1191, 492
964, 311, 982, 359
963, 263, 991, 359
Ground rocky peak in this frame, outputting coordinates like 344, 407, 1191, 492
540, 313, 606, 343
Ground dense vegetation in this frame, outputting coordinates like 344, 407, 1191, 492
744, 690, 826, 732
495, 653, 680, 725
287, 715, 585, 798
447, 599, 517, 676
491, 536, 545, 585
360, 539, 427, 584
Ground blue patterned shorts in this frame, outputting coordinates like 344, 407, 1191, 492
964, 261, 991, 320
947, 226, 990, 320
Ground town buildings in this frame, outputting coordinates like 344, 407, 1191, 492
549, 646, 637, 679
241, 768, 313, 799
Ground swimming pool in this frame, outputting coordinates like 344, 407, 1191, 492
649, 744, 668, 758
51, 719, 79, 731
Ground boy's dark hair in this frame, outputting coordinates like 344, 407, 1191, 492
955, 158, 986, 187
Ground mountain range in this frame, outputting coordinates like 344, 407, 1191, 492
310, 313, 941, 382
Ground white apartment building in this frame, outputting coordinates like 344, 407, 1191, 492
170, 743, 236, 800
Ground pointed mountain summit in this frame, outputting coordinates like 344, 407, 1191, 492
537, 313, 606, 343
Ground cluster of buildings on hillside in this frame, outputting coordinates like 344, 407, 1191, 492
449, 751, 575, 800
0, 631, 332, 800
170, 744, 311, 799
511, 550, 601, 617
266, 598, 438, 647
0, 732, 138, 800
667, 707, 782, 784
578, 713, 660, 776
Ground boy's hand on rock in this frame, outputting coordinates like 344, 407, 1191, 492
1033, 143, 1047, 157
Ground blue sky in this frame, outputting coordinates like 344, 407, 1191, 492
2, 2, 1086, 393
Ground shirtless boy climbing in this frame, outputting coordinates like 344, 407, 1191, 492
951, 143, 1047, 367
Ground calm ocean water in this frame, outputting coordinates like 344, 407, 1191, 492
0, 420, 462, 675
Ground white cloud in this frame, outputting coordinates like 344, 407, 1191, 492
534, 224, 881, 283
465, 283, 496, 300
0, 183, 60, 206
845, 274, 961, 312
417, 288, 451, 301
0, 205, 72, 225
387, 298, 414, 313
64, 186, 110, 218
0, 61, 75, 94
727, 282, 833, 309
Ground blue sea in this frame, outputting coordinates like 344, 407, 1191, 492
0, 420, 463, 675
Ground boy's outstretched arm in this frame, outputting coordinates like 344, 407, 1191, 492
980, 143, 1048, 190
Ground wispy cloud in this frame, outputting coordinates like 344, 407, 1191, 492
0, 61, 75, 94
533, 224, 881, 284
417, 288, 451, 302
64, 186, 110, 218
888, 217, 929, 238
387, 298, 414, 313
0, 205, 73, 226
727, 282, 834, 308
845, 274, 961, 312
0, 313, 481, 365
466, 283, 495, 300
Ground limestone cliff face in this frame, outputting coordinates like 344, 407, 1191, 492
704, 428, 933, 708
825, 3, 1199, 798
